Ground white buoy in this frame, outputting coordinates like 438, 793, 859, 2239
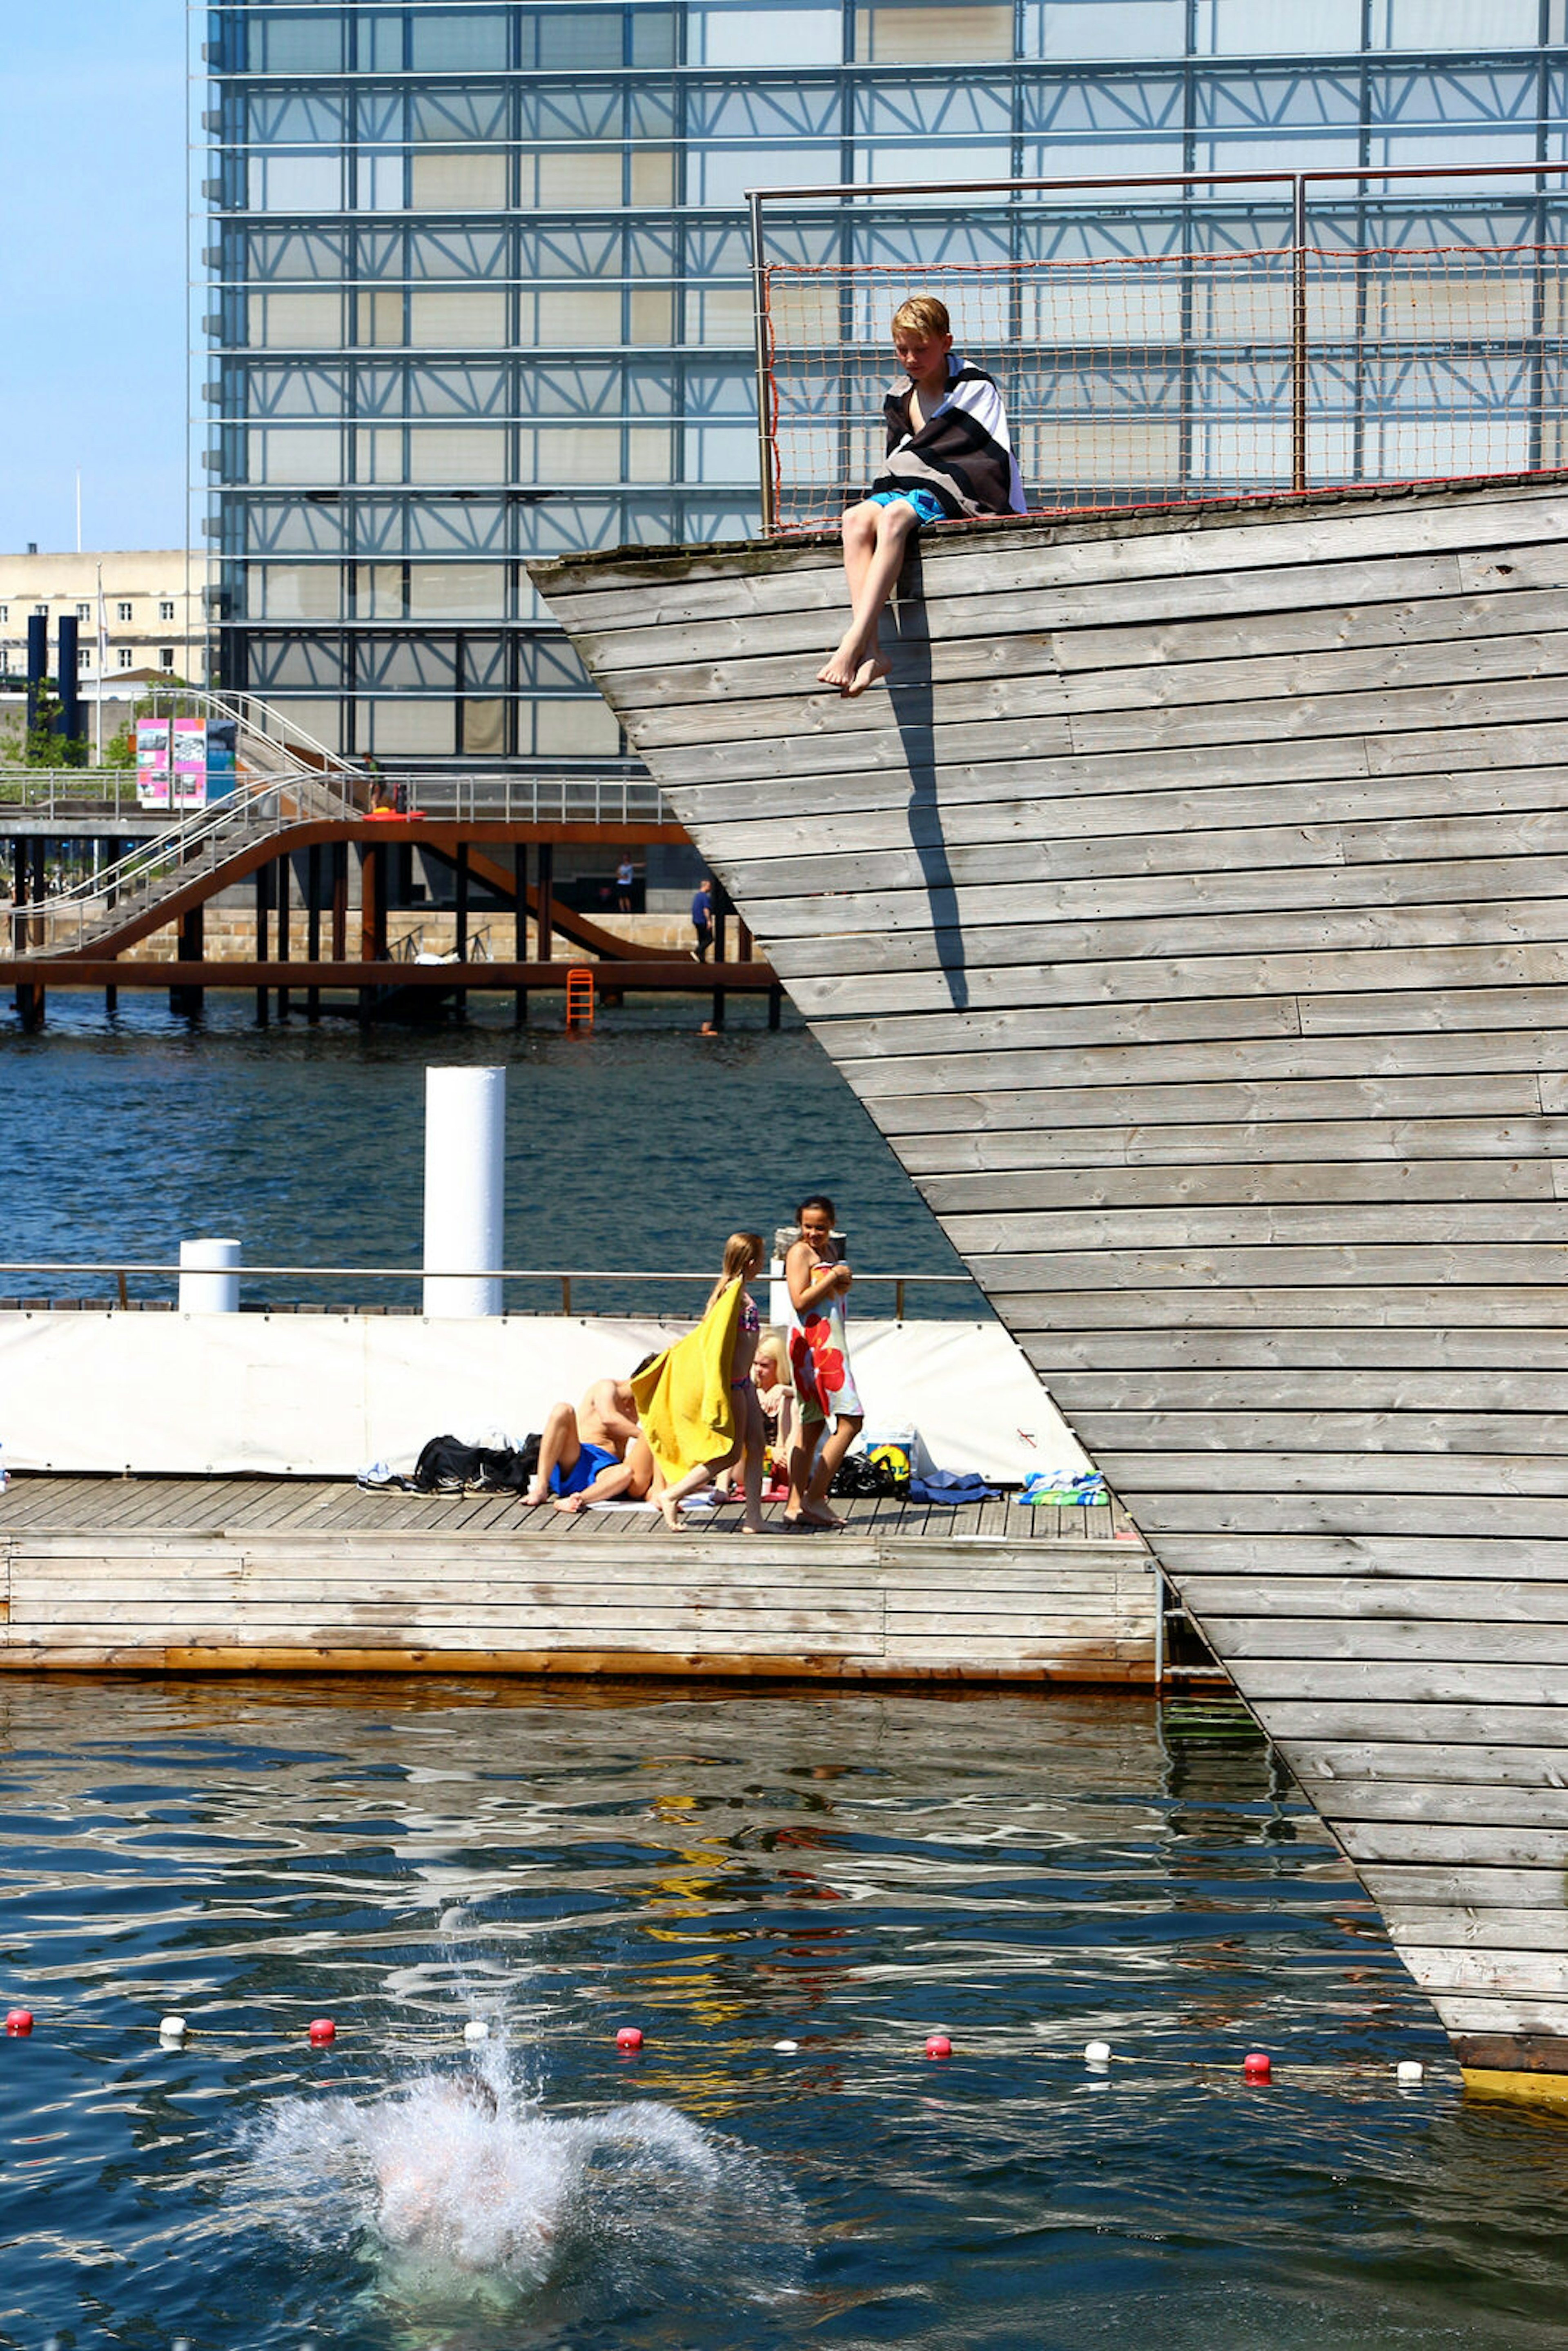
463, 2019, 490, 2044
422, 1066, 506, 1318
773, 2039, 800, 2053
1396, 2059, 1424, 2086
1085, 2039, 1111, 2066
159, 2015, 187, 2042
178, 1238, 241, 1315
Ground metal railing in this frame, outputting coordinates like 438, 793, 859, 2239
0, 1259, 973, 1320
6, 773, 350, 957
749, 160, 1568, 534
393, 772, 675, 826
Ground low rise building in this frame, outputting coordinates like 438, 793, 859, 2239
0, 550, 205, 690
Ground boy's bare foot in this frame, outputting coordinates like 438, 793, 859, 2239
552, 1492, 585, 1514
816, 642, 864, 693
523, 1482, 548, 1507
846, 656, 891, 699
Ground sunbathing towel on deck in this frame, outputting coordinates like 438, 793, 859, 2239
630, 1279, 745, 1483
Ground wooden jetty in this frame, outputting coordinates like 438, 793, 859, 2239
533, 471, 1568, 2106
0, 1476, 1153, 1683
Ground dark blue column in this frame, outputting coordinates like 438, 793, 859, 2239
56, 617, 80, 747
25, 614, 47, 737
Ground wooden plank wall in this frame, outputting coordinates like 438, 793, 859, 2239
0, 1526, 1156, 1683
535, 476, 1568, 2079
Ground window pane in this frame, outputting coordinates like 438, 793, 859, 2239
408, 290, 508, 346
249, 154, 344, 212
537, 151, 624, 207
407, 427, 509, 481
371, 699, 456, 755
689, 3, 842, 63
407, 562, 506, 616
254, 427, 341, 485
630, 149, 677, 206
1203, 0, 1361, 49
534, 699, 620, 755
630, 11, 678, 63
1373, 0, 1539, 39
355, 563, 405, 618
534, 426, 621, 481
537, 289, 622, 345
409, 12, 509, 69
410, 153, 508, 209
254, 292, 343, 349
539, 10, 623, 65
855, 3, 1013, 61
258, 13, 343, 71
260, 564, 340, 619
462, 699, 507, 756
1023, 0, 1186, 58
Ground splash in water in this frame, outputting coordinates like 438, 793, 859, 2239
237, 2050, 805, 2328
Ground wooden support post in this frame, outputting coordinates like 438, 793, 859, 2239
171, 902, 204, 1018
29, 840, 45, 952
276, 854, 291, 1021
737, 913, 753, 960
537, 843, 554, 964
306, 844, 321, 1022
254, 862, 270, 1026
9, 839, 24, 954
454, 839, 469, 1020
16, 983, 43, 1031
513, 843, 528, 1027
331, 842, 347, 962
711, 884, 730, 1029
105, 835, 120, 1012
767, 983, 783, 1030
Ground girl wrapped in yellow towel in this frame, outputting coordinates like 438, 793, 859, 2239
631, 1233, 767, 1533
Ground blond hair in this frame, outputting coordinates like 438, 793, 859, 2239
892, 294, 951, 339
706, 1230, 764, 1315
754, 1330, 792, 1387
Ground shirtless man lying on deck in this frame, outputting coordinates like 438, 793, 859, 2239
523, 1367, 658, 1513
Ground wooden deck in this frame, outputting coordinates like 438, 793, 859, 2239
0, 1475, 1154, 1683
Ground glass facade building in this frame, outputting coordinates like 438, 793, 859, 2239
205, 0, 1568, 769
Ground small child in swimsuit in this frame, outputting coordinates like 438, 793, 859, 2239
817, 294, 1026, 699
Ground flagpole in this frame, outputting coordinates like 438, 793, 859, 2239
95, 563, 105, 764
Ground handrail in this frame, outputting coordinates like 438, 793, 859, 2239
0, 1260, 972, 1320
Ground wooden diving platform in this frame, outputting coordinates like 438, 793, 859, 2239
0, 1475, 1155, 1683
531, 470, 1568, 2099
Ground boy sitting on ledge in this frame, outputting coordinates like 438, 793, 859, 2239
816, 294, 1026, 697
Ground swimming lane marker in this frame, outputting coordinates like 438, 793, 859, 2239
5, 2010, 31, 2037
925, 2033, 952, 2060
463, 2020, 490, 2044
1396, 2060, 1424, 2086
1085, 2040, 1111, 2067
159, 2016, 187, 2044
308, 2017, 336, 2046
1243, 2051, 1272, 2082
773, 2039, 800, 2054
616, 2026, 644, 2051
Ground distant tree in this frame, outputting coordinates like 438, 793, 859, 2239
24, 682, 87, 768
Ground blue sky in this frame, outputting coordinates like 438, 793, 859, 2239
0, 3, 192, 553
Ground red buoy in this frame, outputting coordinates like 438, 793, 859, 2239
616, 2025, 643, 2051
308, 2017, 336, 2045
925, 2033, 952, 2060
5, 2009, 32, 2037
1243, 2050, 1271, 2082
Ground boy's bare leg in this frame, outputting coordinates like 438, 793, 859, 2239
553, 1456, 635, 1514
523, 1401, 580, 1506
817, 500, 917, 695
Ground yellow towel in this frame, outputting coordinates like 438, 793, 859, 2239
630, 1280, 744, 1482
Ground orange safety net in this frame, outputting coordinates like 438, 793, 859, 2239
762, 243, 1568, 534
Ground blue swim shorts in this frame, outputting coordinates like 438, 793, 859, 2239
550, 1439, 617, 1498
869, 486, 947, 528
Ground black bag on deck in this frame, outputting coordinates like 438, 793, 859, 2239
411, 1433, 541, 1493
828, 1452, 901, 1500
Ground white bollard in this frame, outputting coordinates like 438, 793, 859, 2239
178, 1238, 241, 1314
423, 1066, 506, 1318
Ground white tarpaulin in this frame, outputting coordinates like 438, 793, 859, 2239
0, 1311, 1092, 1483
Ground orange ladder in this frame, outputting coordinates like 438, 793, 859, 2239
564, 966, 595, 1031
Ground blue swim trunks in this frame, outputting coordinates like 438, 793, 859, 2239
869, 486, 947, 528
550, 1439, 617, 1498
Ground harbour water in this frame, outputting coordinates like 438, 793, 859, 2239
1, 994, 979, 1318
1, 1678, 1563, 2350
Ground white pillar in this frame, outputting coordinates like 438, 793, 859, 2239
179, 1237, 241, 1314
423, 1065, 506, 1318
